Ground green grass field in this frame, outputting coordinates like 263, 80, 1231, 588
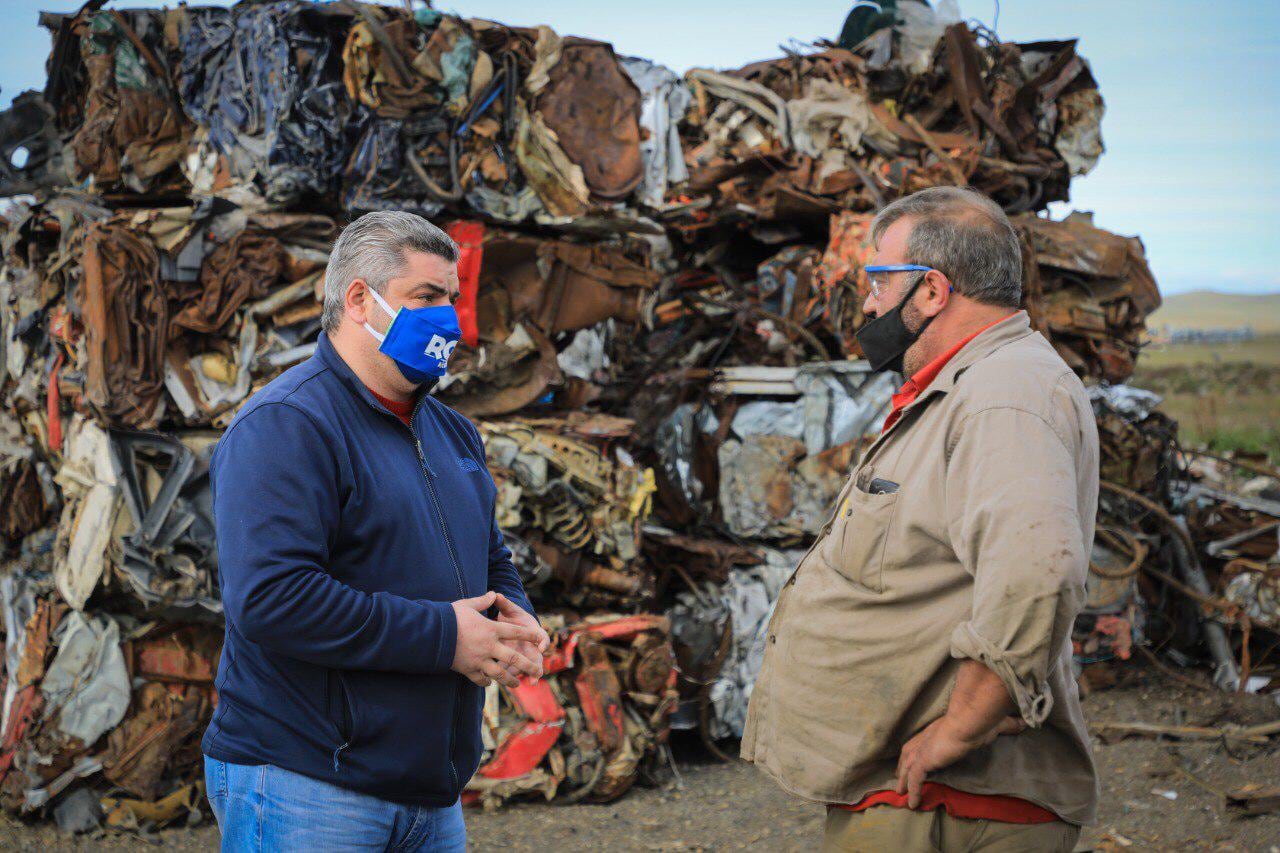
1138, 335, 1280, 368
1149, 291, 1280, 336
1131, 338, 1280, 462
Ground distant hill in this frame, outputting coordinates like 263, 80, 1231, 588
1150, 290, 1280, 336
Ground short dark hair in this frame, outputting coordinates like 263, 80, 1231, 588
870, 187, 1022, 308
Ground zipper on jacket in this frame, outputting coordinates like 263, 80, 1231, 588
350, 390, 470, 791
330, 671, 356, 772
406, 396, 465, 792
414, 439, 468, 601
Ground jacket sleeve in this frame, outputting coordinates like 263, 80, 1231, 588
212, 401, 457, 673
943, 404, 1088, 727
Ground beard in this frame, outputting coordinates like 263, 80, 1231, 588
898, 299, 931, 378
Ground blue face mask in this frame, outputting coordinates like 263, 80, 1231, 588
363, 286, 461, 384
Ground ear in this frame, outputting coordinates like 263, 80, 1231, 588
344, 277, 372, 326
917, 269, 952, 318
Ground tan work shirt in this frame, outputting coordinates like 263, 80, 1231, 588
742, 312, 1100, 825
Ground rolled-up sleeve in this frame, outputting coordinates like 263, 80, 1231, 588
944, 405, 1088, 726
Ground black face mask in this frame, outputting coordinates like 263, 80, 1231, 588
854, 274, 937, 374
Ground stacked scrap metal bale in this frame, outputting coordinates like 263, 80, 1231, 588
0, 0, 1268, 831
1081, 386, 1280, 695
0, 1, 695, 824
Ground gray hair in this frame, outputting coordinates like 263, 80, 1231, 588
870, 187, 1022, 308
321, 211, 459, 332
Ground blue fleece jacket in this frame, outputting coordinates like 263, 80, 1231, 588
201, 333, 533, 806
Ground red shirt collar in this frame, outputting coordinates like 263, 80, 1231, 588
369, 388, 416, 425
882, 313, 1016, 433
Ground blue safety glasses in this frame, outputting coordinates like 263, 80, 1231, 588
864, 264, 948, 298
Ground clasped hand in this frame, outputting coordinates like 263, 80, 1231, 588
450, 591, 550, 688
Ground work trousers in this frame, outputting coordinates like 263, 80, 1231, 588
822, 804, 1080, 853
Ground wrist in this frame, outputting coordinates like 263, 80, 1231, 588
936, 711, 988, 748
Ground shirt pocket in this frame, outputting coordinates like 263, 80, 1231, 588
818, 484, 900, 593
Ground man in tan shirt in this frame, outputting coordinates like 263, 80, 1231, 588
742, 187, 1099, 852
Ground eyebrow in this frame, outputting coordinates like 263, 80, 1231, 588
410, 281, 459, 303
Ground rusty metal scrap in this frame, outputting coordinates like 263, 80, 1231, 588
1078, 399, 1280, 692
480, 419, 656, 610
1089, 385, 1180, 500
465, 614, 677, 809
1019, 213, 1162, 383
80, 215, 170, 429
0, 561, 221, 820
1221, 561, 1280, 633
46, 7, 193, 196
674, 23, 1102, 226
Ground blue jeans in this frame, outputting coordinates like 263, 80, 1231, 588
204, 756, 466, 852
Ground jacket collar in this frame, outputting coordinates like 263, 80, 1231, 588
315, 332, 403, 420
913, 310, 1033, 401
868, 311, 1033, 448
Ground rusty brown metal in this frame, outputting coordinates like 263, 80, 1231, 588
536, 38, 643, 202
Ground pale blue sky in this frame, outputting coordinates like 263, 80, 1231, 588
2, 0, 1277, 295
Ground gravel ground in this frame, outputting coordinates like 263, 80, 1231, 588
1, 666, 1277, 852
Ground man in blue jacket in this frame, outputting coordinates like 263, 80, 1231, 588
202, 211, 549, 851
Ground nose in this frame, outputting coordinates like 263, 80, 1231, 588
862, 289, 878, 319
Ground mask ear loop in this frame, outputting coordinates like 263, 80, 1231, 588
904, 269, 951, 337
362, 285, 398, 343
888, 269, 927, 313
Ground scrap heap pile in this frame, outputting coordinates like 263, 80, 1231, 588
0, 0, 1267, 831
1081, 385, 1280, 696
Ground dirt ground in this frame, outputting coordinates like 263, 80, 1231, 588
1, 665, 1277, 852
